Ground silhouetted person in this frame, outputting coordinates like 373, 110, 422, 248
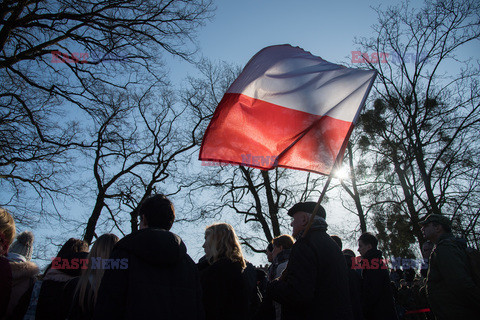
198, 223, 249, 320
357, 232, 397, 320
420, 214, 480, 319
267, 202, 353, 319
93, 194, 204, 320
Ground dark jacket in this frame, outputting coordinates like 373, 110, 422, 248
0, 256, 12, 318
267, 218, 354, 320
93, 228, 204, 320
360, 249, 397, 320
66, 277, 94, 320
426, 233, 480, 320
344, 255, 364, 320
198, 257, 249, 320
35, 268, 78, 320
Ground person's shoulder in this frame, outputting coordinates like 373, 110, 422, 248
435, 234, 462, 252
115, 228, 190, 266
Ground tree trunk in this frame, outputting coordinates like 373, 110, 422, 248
83, 192, 105, 244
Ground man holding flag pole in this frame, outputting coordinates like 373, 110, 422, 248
199, 44, 377, 319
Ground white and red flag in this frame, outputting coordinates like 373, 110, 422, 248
199, 44, 376, 175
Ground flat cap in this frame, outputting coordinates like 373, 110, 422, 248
287, 201, 326, 219
419, 214, 451, 228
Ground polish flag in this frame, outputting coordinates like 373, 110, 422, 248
199, 44, 377, 175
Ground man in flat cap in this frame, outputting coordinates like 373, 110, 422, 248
267, 202, 353, 320
420, 214, 480, 319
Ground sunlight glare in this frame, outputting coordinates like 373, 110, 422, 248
333, 165, 350, 180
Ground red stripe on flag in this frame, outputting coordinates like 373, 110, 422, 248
199, 93, 352, 174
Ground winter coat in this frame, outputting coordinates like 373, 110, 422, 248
65, 277, 95, 320
267, 217, 354, 320
426, 232, 480, 320
35, 268, 78, 320
93, 228, 204, 320
344, 255, 364, 320
360, 249, 397, 320
4, 257, 39, 320
0, 256, 12, 318
198, 257, 249, 320
273, 249, 291, 320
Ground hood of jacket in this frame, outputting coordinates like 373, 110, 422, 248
116, 228, 188, 266
44, 267, 75, 282
9, 260, 39, 281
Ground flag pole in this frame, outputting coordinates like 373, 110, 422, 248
302, 129, 353, 238
301, 70, 377, 237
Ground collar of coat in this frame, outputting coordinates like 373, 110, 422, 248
9, 260, 39, 281
43, 267, 76, 282
295, 216, 328, 240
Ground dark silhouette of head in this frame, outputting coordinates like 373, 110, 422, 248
139, 194, 175, 230
331, 235, 342, 249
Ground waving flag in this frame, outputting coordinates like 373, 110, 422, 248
199, 44, 376, 175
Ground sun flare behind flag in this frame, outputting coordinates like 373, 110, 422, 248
199, 44, 377, 175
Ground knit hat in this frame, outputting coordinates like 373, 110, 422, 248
9, 231, 34, 261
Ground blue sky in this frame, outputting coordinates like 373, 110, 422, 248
167, 0, 411, 265
168, 0, 411, 85
19, 0, 480, 268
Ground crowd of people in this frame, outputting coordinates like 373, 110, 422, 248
1, 197, 479, 320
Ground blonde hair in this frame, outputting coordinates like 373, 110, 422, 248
0, 208, 16, 252
204, 223, 246, 269
75, 233, 119, 312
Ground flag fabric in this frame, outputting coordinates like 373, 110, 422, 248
199, 44, 377, 175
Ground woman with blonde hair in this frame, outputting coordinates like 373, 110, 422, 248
198, 223, 250, 320
67, 233, 119, 320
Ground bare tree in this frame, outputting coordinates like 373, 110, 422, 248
349, 0, 480, 251
1, 0, 213, 220
79, 83, 205, 244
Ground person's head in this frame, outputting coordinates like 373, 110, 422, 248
288, 202, 326, 237
9, 231, 34, 261
0, 207, 16, 256
203, 223, 246, 269
76, 233, 119, 311
342, 249, 356, 268
50, 238, 89, 277
421, 240, 434, 259
272, 234, 294, 260
331, 235, 342, 249
139, 194, 175, 230
88, 234, 119, 264
420, 214, 451, 243
57, 238, 89, 259
342, 249, 356, 257
266, 243, 274, 263
358, 232, 378, 257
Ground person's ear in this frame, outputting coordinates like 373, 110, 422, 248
140, 214, 148, 228
301, 212, 309, 226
